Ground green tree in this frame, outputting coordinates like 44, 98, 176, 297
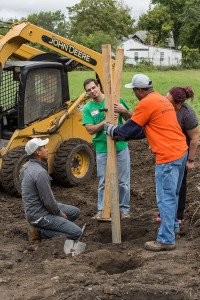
151, 0, 186, 48
67, 0, 135, 43
137, 5, 173, 47
75, 31, 120, 53
27, 11, 69, 37
0, 24, 10, 36
179, 0, 200, 49
0, 19, 19, 36
182, 46, 200, 65
25, 11, 69, 53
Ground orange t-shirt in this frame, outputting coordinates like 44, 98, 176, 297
131, 91, 188, 164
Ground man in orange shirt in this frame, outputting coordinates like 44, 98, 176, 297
104, 74, 188, 251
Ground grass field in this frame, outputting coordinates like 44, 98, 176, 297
68, 69, 200, 121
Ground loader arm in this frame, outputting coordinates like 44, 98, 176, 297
0, 34, 43, 60
0, 21, 118, 197
0, 20, 114, 88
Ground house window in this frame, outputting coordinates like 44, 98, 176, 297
134, 52, 139, 60
160, 52, 164, 61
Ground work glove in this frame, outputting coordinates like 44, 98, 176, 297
104, 123, 126, 142
104, 123, 117, 138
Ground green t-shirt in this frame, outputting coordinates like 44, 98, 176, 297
82, 98, 129, 153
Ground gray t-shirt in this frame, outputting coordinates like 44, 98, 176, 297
177, 102, 198, 145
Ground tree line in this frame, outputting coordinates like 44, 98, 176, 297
0, 0, 199, 62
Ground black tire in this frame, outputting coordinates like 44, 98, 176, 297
1, 146, 28, 196
53, 138, 95, 186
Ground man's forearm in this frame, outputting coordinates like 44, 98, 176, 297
114, 119, 145, 140
104, 119, 145, 140
114, 103, 132, 121
122, 109, 132, 121
85, 120, 105, 135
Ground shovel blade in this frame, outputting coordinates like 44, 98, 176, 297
64, 239, 86, 256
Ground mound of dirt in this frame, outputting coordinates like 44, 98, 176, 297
0, 140, 200, 300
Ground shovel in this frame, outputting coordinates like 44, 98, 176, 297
64, 223, 86, 256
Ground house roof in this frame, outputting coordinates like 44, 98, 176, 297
130, 30, 175, 48
121, 38, 181, 53
121, 38, 149, 50
131, 30, 147, 43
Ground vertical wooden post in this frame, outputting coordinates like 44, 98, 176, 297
102, 48, 124, 220
102, 172, 111, 219
102, 44, 121, 244
113, 48, 124, 125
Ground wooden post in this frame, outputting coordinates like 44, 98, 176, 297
102, 44, 121, 244
102, 171, 111, 219
102, 48, 124, 220
113, 48, 124, 125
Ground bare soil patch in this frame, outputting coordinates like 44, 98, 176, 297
0, 140, 200, 300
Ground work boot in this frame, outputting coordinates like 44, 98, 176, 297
145, 240, 175, 251
121, 211, 130, 219
28, 224, 41, 244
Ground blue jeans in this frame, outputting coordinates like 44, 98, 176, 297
96, 146, 130, 211
36, 203, 82, 240
155, 151, 188, 245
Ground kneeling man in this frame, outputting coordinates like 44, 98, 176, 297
21, 138, 82, 244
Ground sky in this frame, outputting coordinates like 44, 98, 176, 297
0, 0, 151, 22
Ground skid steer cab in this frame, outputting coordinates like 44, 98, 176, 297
0, 60, 95, 196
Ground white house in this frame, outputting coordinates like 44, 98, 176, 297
121, 37, 182, 67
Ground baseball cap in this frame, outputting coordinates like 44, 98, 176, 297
25, 138, 49, 155
125, 74, 152, 89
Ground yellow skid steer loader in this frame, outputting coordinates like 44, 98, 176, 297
0, 20, 115, 196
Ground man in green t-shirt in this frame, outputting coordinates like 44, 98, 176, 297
82, 78, 132, 219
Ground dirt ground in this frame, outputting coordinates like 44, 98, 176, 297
0, 139, 200, 300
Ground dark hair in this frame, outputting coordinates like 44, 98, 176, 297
142, 87, 152, 91
83, 78, 99, 90
134, 87, 153, 91
169, 86, 194, 103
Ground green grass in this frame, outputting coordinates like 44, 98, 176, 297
68, 69, 200, 121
